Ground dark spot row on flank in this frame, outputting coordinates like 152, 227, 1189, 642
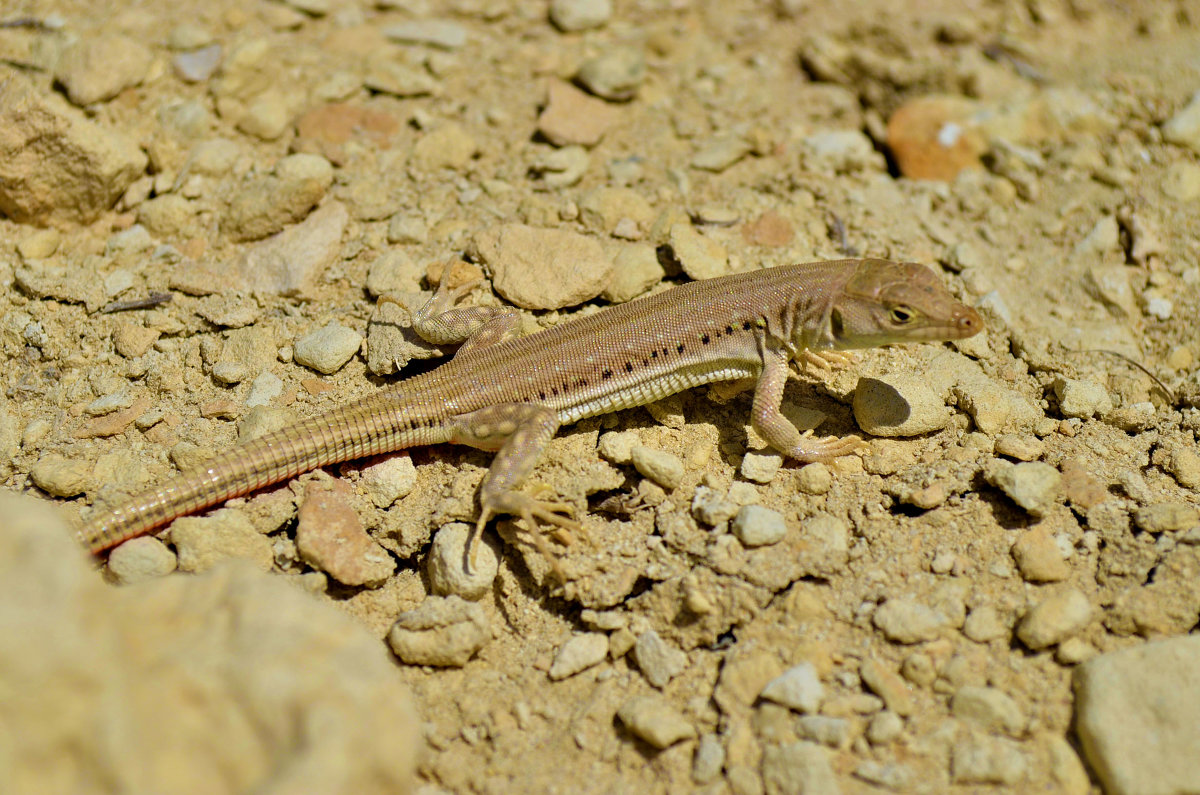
702, 319, 753, 345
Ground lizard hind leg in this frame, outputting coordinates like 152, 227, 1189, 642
452, 403, 581, 580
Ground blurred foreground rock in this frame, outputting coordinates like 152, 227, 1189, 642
0, 495, 418, 795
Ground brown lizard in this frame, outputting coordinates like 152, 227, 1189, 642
77, 258, 983, 567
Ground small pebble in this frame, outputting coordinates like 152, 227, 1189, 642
994, 434, 1044, 461
411, 122, 478, 171
1134, 502, 1199, 534
1168, 447, 1200, 489
739, 451, 781, 483
472, 222, 612, 310
886, 95, 986, 180
1054, 377, 1113, 419
360, 455, 418, 509
1162, 90, 1200, 154
576, 46, 645, 101
963, 605, 1010, 643
387, 214, 428, 245
692, 734, 725, 784
860, 659, 914, 716
383, 19, 468, 49
427, 523, 497, 600
364, 61, 439, 97
951, 686, 1026, 736
1011, 527, 1071, 582
296, 481, 395, 587
986, 460, 1061, 517
796, 462, 832, 495
532, 145, 590, 188
865, 710, 904, 745
632, 630, 688, 688
854, 761, 913, 791
602, 244, 664, 303
55, 35, 153, 105
173, 45, 223, 83
293, 322, 362, 374
1055, 637, 1097, 665
617, 695, 695, 749
167, 23, 214, 50
691, 485, 739, 526
17, 228, 61, 259
549, 0, 612, 31
853, 375, 950, 436
631, 446, 684, 490
951, 734, 1028, 785
668, 222, 728, 280
171, 509, 273, 573
30, 454, 91, 497
691, 136, 753, 172
549, 633, 609, 680
802, 129, 885, 173
107, 536, 178, 584
597, 430, 638, 464
211, 361, 248, 386
761, 741, 839, 794
244, 371, 283, 408
237, 91, 291, 141
795, 716, 851, 748
760, 662, 824, 713
731, 504, 787, 547
387, 596, 490, 667
1017, 588, 1093, 650
536, 79, 619, 147
873, 598, 946, 644
1162, 161, 1200, 201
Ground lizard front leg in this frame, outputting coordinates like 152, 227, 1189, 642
447, 403, 582, 578
751, 346, 863, 462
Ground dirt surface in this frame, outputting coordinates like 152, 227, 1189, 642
2, 0, 1200, 793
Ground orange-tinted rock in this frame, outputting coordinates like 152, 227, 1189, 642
742, 211, 794, 247
887, 95, 986, 181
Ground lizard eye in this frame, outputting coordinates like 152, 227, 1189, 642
889, 305, 915, 324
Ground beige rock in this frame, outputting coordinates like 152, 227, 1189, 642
1017, 588, 1092, 650
0, 76, 147, 223
171, 509, 274, 573
472, 223, 612, 309
853, 374, 951, 437
537, 79, 620, 147
54, 34, 153, 105
411, 122, 477, 171
0, 495, 419, 795
1075, 635, 1200, 795
224, 153, 334, 241
1011, 527, 1070, 582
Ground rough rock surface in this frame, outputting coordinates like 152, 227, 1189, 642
0, 495, 418, 795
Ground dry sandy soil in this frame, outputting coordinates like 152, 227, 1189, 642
1, 0, 1199, 793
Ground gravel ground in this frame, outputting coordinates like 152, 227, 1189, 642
2, 1, 1199, 793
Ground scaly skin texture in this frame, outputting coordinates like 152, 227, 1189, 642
77, 258, 983, 559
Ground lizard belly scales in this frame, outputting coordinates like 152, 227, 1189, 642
76, 259, 983, 555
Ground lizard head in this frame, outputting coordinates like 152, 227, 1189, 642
825, 259, 983, 349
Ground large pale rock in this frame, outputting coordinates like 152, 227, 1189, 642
0, 495, 418, 795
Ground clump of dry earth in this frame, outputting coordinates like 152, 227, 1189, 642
1, 1, 1199, 793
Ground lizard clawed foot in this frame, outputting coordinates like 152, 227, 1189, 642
796, 349, 860, 373
474, 490, 584, 582
787, 431, 866, 463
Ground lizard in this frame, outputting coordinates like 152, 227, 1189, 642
76, 258, 983, 570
